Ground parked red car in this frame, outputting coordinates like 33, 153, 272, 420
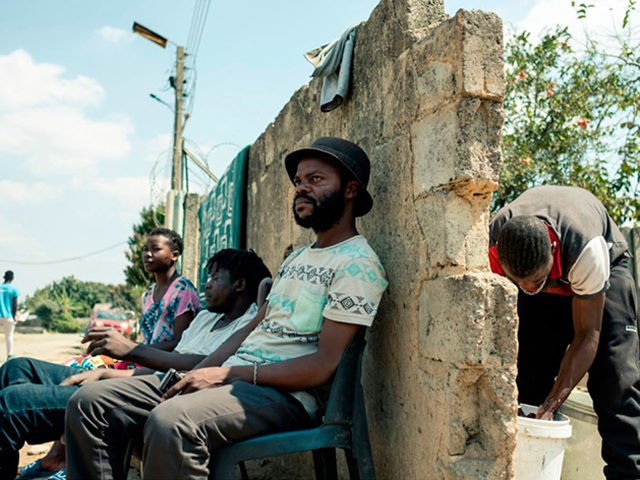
87, 309, 132, 337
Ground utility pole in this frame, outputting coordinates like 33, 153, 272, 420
131, 22, 187, 235
171, 46, 185, 192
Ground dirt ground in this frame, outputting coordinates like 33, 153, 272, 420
3, 331, 84, 363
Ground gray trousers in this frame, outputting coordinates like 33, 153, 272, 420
65, 374, 312, 480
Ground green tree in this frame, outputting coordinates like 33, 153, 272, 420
496, 22, 640, 223
124, 204, 165, 287
110, 284, 146, 312
25, 276, 144, 333
33, 300, 59, 330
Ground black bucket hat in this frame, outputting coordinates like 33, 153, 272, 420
284, 137, 373, 217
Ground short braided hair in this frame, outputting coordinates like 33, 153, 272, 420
496, 216, 551, 277
205, 249, 271, 299
148, 228, 184, 255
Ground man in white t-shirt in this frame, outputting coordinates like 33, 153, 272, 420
66, 137, 389, 479
489, 186, 640, 479
0, 249, 270, 479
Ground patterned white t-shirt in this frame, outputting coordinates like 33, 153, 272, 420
223, 235, 388, 414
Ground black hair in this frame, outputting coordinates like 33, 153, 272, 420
497, 216, 552, 277
147, 228, 184, 255
205, 249, 271, 299
3, 270, 13, 281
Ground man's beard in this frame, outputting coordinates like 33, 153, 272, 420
293, 188, 346, 233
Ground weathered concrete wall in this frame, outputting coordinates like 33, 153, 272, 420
244, 0, 519, 478
181, 193, 201, 288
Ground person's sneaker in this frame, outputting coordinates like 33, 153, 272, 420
48, 468, 66, 480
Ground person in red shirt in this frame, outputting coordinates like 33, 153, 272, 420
489, 185, 639, 480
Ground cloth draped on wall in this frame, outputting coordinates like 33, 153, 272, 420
197, 146, 249, 291
304, 25, 358, 112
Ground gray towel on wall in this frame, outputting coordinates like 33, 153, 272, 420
304, 25, 358, 112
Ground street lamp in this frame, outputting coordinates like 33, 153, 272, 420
132, 22, 168, 48
149, 93, 174, 112
132, 21, 186, 234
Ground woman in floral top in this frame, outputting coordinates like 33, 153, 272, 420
139, 275, 201, 347
131, 227, 202, 351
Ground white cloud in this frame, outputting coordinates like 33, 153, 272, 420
143, 135, 173, 203
0, 211, 43, 255
0, 107, 133, 175
0, 50, 104, 110
0, 180, 64, 204
0, 50, 134, 176
145, 134, 173, 162
517, 0, 639, 44
86, 176, 158, 209
97, 26, 129, 43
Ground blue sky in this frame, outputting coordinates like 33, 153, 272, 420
0, 0, 633, 296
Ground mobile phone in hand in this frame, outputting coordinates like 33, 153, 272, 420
159, 368, 183, 393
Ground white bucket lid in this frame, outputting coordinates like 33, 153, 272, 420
518, 404, 572, 439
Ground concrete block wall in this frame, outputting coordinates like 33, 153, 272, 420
244, 1, 519, 478
181, 192, 201, 288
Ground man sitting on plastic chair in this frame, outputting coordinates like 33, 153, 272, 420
65, 137, 388, 479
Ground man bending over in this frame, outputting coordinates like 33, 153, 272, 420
489, 186, 640, 479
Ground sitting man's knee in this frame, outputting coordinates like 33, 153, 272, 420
145, 401, 185, 438
0, 385, 18, 413
0, 357, 32, 384
67, 381, 103, 413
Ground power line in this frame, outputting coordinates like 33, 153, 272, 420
186, 0, 206, 54
0, 242, 127, 266
186, 0, 210, 58
190, 0, 211, 59
184, 0, 211, 116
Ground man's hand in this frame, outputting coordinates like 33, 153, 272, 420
162, 366, 231, 400
83, 327, 137, 359
60, 369, 107, 386
536, 294, 604, 420
61, 368, 135, 386
536, 386, 572, 420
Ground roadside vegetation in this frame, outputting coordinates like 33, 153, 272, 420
25, 277, 144, 333
497, 1, 639, 224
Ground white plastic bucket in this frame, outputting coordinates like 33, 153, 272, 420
514, 404, 572, 480
559, 390, 605, 479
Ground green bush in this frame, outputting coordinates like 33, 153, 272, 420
50, 312, 84, 333
34, 300, 60, 330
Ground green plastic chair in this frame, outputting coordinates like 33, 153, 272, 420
210, 329, 375, 480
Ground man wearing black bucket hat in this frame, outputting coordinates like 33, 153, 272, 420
65, 137, 388, 479
489, 185, 640, 480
